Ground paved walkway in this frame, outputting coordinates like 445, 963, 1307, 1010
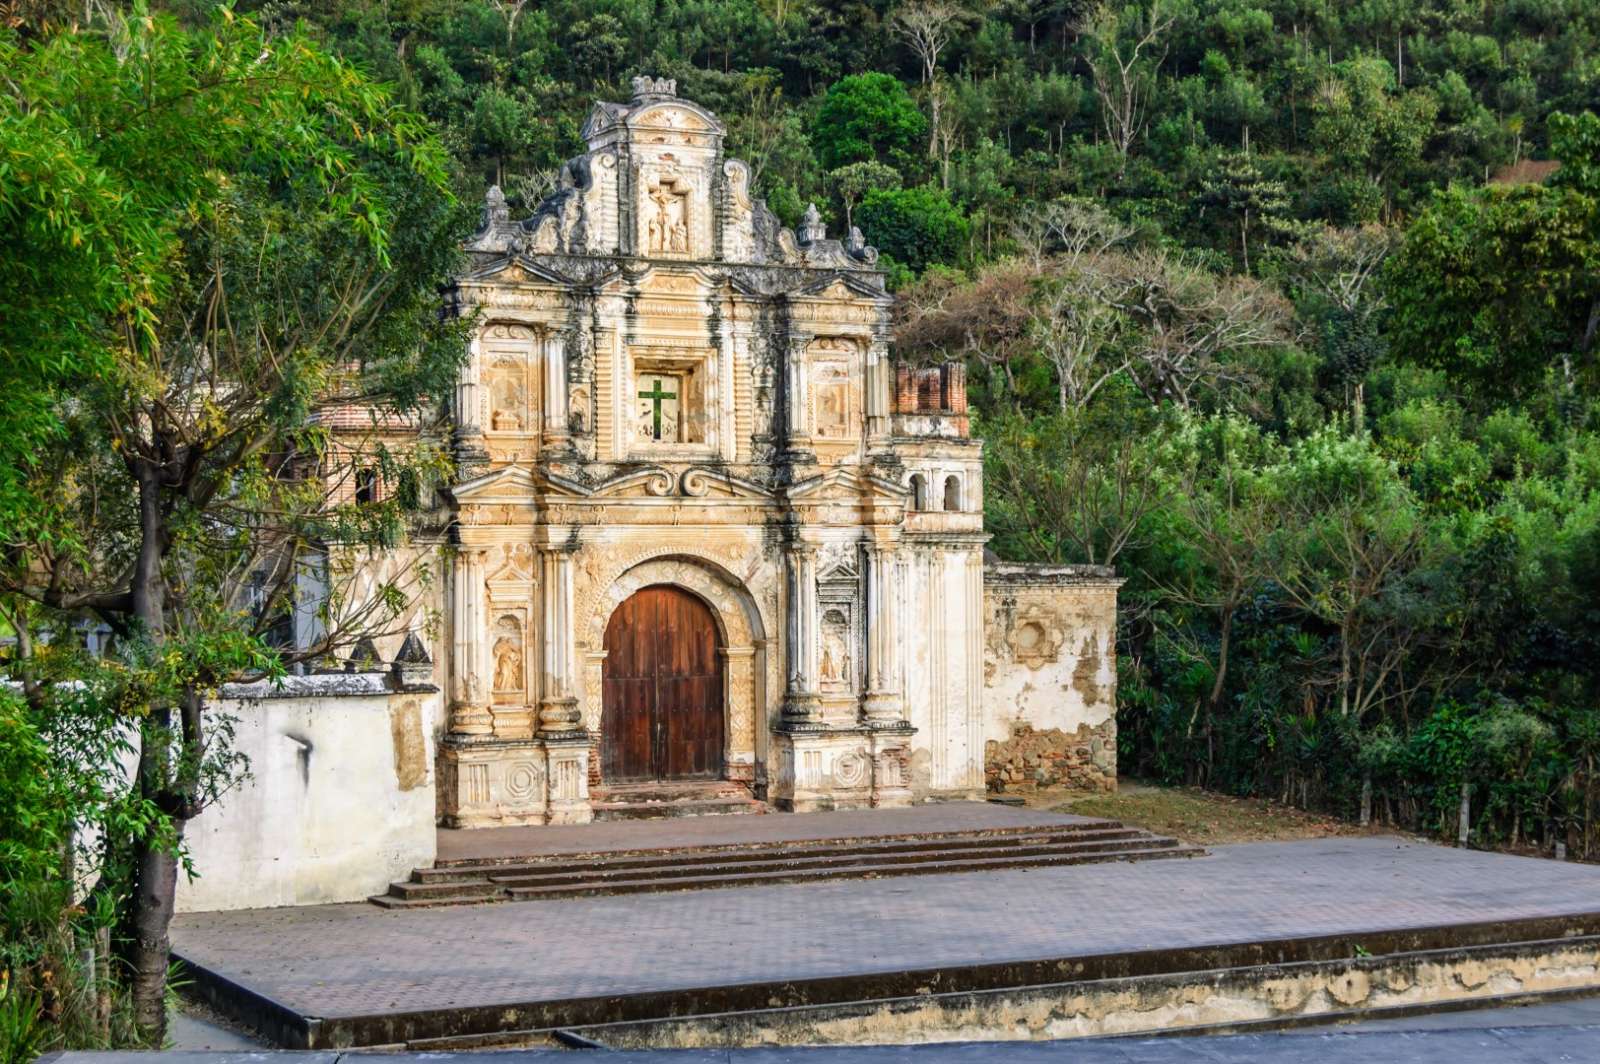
172, 837, 1600, 1022
436, 802, 1099, 861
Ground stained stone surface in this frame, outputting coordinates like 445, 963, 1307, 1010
41, 1013, 1600, 1063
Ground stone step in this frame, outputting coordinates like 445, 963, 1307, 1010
418, 823, 1145, 882
485, 834, 1178, 889
384, 878, 499, 902
369, 883, 501, 909
376, 815, 1204, 909
595, 780, 756, 801
483, 827, 1161, 878
590, 795, 769, 822
499, 845, 1204, 901
371, 838, 1202, 909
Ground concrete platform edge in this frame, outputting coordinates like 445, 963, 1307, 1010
174, 955, 316, 1050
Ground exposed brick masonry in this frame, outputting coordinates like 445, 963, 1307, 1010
986, 720, 1117, 794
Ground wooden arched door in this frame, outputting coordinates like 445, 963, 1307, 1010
601, 585, 725, 782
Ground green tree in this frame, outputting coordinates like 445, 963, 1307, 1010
827, 160, 901, 229
857, 183, 969, 274
1198, 151, 1301, 273
984, 392, 1176, 567
0, 8, 466, 1040
811, 72, 926, 171
1387, 115, 1600, 401
1257, 430, 1431, 721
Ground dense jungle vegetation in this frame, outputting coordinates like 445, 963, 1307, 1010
1, 0, 1598, 1054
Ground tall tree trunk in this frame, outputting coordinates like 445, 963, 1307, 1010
128, 783, 185, 1038
127, 456, 178, 1041
1208, 606, 1233, 708
1339, 616, 1352, 716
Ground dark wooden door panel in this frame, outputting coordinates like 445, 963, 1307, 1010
601, 584, 724, 783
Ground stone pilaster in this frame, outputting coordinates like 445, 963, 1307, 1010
543, 333, 570, 450
723, 645, 757, 782
862, 543, 905, 725
448, 547, 493, 738
538, 543, 582, 735
865, 339, 892, 445
782, 542, 824, 726
454, 334, 488, 473
784, 335, 814, 459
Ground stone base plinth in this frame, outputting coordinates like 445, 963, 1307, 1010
770, 724, 915, 812
439, 735, 591, 828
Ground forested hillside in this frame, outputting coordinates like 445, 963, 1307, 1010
240, 0, 1600, 851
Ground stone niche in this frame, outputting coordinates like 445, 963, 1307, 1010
630, 347, 711, 448
483, 324, 540, 436
807, 336, 862, 444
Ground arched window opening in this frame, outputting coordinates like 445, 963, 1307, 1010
355, 467, 378, 505
909, 473, 927, 511
943, 475, 962, 512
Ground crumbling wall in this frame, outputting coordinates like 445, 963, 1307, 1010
982, 563, 1122, 793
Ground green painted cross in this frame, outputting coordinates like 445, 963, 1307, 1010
638, 376, 678, 440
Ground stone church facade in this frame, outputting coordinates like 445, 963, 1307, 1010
172, 80, 1123, 910
428, 78, 1121, 828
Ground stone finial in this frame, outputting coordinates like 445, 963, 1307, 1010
798, 202, 826, 244
846, 225, 878, 263
631, 75, 678, 99
483, 184, 509, 228
392, 631, 435, 690
345, 636, 382, 673
394, 630, 431, 665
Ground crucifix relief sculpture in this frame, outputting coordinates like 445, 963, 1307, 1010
636, 375, 681, 443
646, 178, 689, 255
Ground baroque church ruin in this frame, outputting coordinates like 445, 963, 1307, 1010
177, 80, 1123, 910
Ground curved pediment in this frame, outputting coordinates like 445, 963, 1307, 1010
627, 101, 721, 135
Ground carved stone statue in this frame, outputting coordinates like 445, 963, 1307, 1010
493, 634, 523, 693
820, 609, 851, 687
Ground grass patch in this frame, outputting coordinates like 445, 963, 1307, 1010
1037, 782, 1374, 845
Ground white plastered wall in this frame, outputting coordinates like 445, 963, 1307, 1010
176, 680, 439, 912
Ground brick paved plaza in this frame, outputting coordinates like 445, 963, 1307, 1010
172, 833, 1600, 1025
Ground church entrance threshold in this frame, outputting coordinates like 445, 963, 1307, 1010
601, 584, 725, 783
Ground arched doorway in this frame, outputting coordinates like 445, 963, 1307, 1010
601, 584, 725, 782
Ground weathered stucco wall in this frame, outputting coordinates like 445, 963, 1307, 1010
554, 935, 1600, 1049
176, 675, 440, 913
982, 564, 1122, 793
